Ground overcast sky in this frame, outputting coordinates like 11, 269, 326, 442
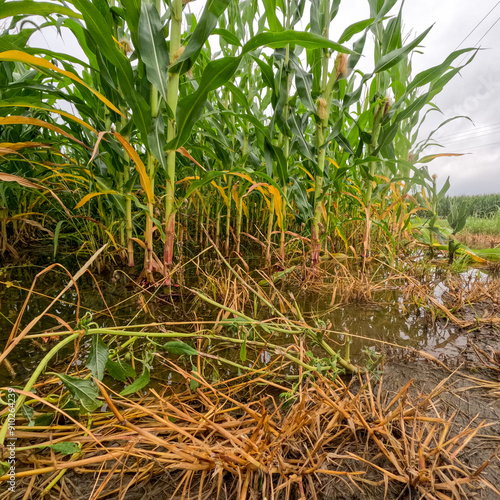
25, 0, 500, 196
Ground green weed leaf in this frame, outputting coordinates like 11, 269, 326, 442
57, 374, 100, 413
86, 335, 108, 381
48, 442, 80, 455
106, 358, 136, 382
120, 365, 150, 396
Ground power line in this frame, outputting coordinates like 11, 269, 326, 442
441, 127, 500, 145
456, 13, 500, 66
434, 122, 500, 141
454, 0, 500, 50
472, 14, 500, 47
451, 140, 500, 152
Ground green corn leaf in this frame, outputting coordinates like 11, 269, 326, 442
374, 26, 433, 73
212, 28, 242, 46
148, 114, 167, 168
407, 48, 478, 94
252, 56, 275, 89
0, 1, 83, 20
338, 18, 374, 44
309, 0, 322, 35
290, 177, 314, 221
169, 56, 241, 149
293, 61, 315, 112
225, 82, 251, 112
170, 0, 232, 74
262, 0, 283, 32
371, 0, 399, 21
138, 2, 169, 102
381, 6, 402, 54
265, 140, 289, 185
68, 0, 151, 141
242, 30, 355, 55
53, 220, 64, 259
348, 33, 368, 73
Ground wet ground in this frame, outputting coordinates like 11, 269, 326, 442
1, 257, 500, 498
0, 262, 487, 384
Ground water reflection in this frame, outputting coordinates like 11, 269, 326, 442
0, 264, 470, 384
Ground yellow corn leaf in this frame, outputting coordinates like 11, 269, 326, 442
407, 207, 423, 216
0, 141, 51, 151
0, 116, 86, 147
342, 191, 365, 209
74, 191, 119, 210
177, 147, 206, 171
297, 165, 315, 181
421, 187, 431, 210
335, 227, 349, 250
131, 237, 147, 250
231, 183, 240, 207
0, 147, 17, 156
112, 132, 153, 203
42, 174, 88, 188
460, 248, 487, 264
176, 176, 200, 184
243, 182, 269, 198
346, 181, 362, 195
0, 51, 123, 116
267, 185, 283, 229
326, 157, 339, 168
211, 182, 229, 207
321, 203, 327, 221
230, 172, 253, 184
0, 103, 97, 134
230, 172, 284, 228
419, 153, 465, 162
104, 229, 119, 250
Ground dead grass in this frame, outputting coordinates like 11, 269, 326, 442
457, 232, 500, 250
1, 361, 498, 500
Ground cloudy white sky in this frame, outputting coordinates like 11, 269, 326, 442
25, 0, 500, 196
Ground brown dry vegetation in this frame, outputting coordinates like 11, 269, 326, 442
457, 233, 500, 251
1, 361, 499, 500
2, 256, 500, 499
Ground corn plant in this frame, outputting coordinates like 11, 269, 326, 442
0, 0, 477, 272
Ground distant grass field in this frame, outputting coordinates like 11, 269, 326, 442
438, 194, 500, 219
458, 211, 500, 249
465, 210, 500, 236
437, 195, 500, 249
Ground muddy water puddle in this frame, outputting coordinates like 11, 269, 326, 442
0, 264, 471, 385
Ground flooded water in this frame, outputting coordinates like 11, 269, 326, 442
0, 260, 480, 385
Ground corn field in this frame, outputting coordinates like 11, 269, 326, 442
0, 0, 477, 276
